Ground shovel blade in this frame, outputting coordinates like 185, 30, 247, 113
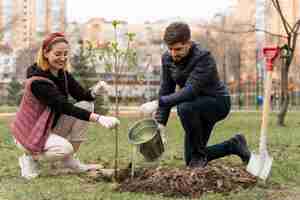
246, 152, 273, 180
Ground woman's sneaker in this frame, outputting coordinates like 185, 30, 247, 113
18, 154, 40, 179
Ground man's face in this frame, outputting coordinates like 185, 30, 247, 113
167, 41, 191, 62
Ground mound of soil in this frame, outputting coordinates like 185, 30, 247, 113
117, 162, 257, 198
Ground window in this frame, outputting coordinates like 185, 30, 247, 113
35, 0, 46, 33
3, 73, 9, 79
4, 58, 10, 65
50, 0, 62, 31
2, 0, 13, 42
3, 66, 10, 73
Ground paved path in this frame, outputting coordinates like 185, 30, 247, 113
0, 113, 15, 117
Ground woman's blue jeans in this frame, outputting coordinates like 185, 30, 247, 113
177, 95, 231, 165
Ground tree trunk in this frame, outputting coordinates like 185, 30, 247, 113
277, 59, 289, 126
113, 73, 120, 179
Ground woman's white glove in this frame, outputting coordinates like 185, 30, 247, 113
139, 100, 158, 114
97, 115, 120, 129
91, 81, 110, 97
158, 124, 167, 145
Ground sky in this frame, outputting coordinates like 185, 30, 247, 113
67, 0, 234, 24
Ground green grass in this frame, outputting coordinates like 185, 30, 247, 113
0, 105, 17, 113
1, 112, 300, 200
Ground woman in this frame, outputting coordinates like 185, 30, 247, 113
11, 32, 120, 179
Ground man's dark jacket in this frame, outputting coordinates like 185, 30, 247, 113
155, 42, 229, 125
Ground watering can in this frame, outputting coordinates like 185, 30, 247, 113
128, 118, 165, 178
128, 118, 164, 161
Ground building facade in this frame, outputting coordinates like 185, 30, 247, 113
0, 0, 66, 49
229, 0, 257, 76
0, 0, 66, 102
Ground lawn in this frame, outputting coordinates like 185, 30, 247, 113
1, 112, 300, 200
0, 106, 17, 113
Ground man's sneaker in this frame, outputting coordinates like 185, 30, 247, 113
62, 156, 103, 173
230, 134, 251, 164
188, 157, 208, 168
18, 154, 40, 180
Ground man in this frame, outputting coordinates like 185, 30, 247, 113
141, 22, 250, 168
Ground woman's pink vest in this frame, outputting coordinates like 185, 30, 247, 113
11, 76, 55, 154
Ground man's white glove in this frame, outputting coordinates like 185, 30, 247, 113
158, 124, 167, 145
139, 100, 158, 114
97, 115, 120, 129
91, 81, 110, 97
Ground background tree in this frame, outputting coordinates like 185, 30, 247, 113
268, 0, 300, 126
70, 39, 109, 115
71, 39, 97, 88
196, 21, 252, 109
6, 77, 23, 106
15, 44, 40, 80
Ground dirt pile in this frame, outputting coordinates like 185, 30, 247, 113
117, 163, 257, 198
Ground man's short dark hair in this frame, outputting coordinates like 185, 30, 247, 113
163, 22, 191, 45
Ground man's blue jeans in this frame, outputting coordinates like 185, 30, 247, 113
177, 95, 231, 165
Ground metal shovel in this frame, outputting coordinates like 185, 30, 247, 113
246, 47, 280, 180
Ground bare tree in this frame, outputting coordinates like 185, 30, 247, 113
268, 0, 300, 126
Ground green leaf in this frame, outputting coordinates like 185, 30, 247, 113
126, 32, 136, 42
105, 63, 113, 72
112, 20, 121, 28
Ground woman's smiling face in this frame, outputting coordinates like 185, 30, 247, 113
44, 41, 69, 72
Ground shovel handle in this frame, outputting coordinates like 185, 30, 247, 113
259, 46, 278, 152
259, 70, 272, 152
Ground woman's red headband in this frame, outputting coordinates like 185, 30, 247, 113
42, 32, 68, 51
